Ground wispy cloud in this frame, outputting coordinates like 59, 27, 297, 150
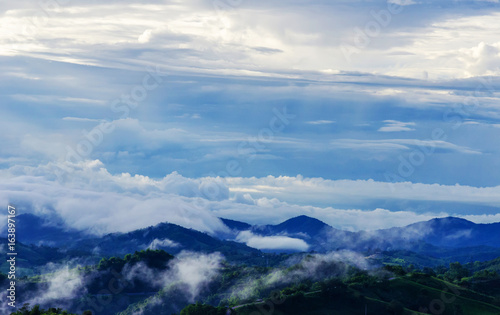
378, 120, 416, 132
62, 117, 106, 123
306, 120, 336, 125
329, 139, 481, 154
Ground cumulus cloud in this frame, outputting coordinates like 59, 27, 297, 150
0, 160, 230, 235
460, 42, 500, 76
138, 29, 153, 44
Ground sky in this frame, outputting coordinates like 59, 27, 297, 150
1, 0, 500, 234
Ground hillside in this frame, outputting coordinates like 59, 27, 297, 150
69, 221, 262, 264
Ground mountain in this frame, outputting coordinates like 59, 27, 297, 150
68, 221, 262, 263
404, 217, 500, 248
4, 213, 90, 247
219, 218, 251, 231
220, 215, 500, 260
12, 213, 500, 265
0, 239, 93, 276
251, 215, 331, 238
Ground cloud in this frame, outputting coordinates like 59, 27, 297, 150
388, 0, 416, 5
236, 231, 309, 251
226, 250, 370, 301
147, 238, 181, 250
378, 120, 416, 132
21, 263, 86, 310
460, 42, 500, 76
2, 161, 500, 234
138, 29, 153, 44
306, 120, 335, 125
225, 175, 500, 207
62, 117, 106, 123
168, 252, 223, 301
329, 139, 481, 154
0, 160, 230, 235
1, 0, 499, 80
121, 251, 223, 303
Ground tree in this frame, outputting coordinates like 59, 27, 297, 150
384, 265, 406, 276
445, 262, 469, 282
30, 305, 41, 315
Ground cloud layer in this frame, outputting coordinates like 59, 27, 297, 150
1, 161, 500, 235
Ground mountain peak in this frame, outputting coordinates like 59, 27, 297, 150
219, 218, 252, 231
271, 215, 330, 237
281, 215, 329, 225
415, 216, 476, 228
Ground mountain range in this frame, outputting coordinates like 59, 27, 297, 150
223, 215, 500, 247
5, 213, 500, 269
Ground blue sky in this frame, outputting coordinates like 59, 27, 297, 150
1, 0, 500, 233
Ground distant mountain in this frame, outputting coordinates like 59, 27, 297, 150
251, 215, 331, 239
12, 213, 500, 265
219, 218, 252, 232
404, 217, 500, 248
0, 239, 93, 276
220, 215, 500, 259
4, 213, 90, 247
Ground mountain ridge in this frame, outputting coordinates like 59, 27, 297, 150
11, 213, 500, 263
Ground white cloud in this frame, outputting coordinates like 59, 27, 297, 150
329, 138, 480, 154
236, 230, 309, 251
138, 29, 153, 44
62, 117, 105, 123
2, 161, 500, 234
225, 175, 500, 212
378, 120, 416, 132
2, 1, 500, 80
24, 264, 86, 309
0, 160, 230, 235
168, 252, 223, 301
460, 42, 500, 76
306, 120, 335, 125
388, 0, 416, 5
147, 238, 181, 250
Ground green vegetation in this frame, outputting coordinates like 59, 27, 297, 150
9, 248, 500, 315
0, 240, 91, 277
228, 270, 500, 315
180, 303, 233, 315
96, 248, 174, 272
9, 303, 91, 315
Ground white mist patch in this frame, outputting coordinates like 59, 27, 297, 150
445, 229, 472, 240
117, 251, 224, 307
236, 230, 309, 251
228, 250, 370, 301
147, 238, 181, 250
167, 252, 223, 301
27, 264, 86, 307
